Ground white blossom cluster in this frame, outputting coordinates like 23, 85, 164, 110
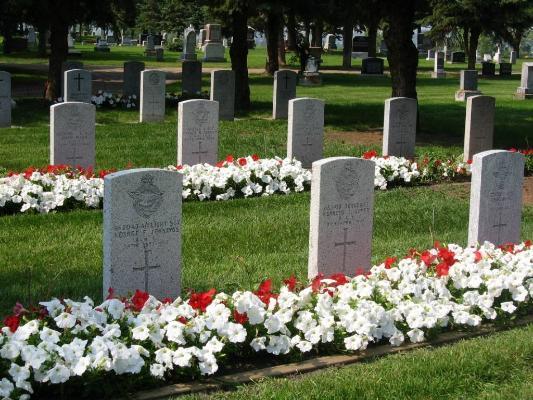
0, 155, 470, 215
1, 242, 531, 399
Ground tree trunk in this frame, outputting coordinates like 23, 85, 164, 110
367, 21, 378, 58
383, 1, 418, 99
312, 20, 323, 47
511, 34, 522, 59
466, 28, 480, 70
265, 8, 280, 74
286, 8, 297, 51
46, 19, 69, 100
230, 4, 251, 111
278, 28, 286, 67
342, 18, 353, 69
2, 28, 13, 54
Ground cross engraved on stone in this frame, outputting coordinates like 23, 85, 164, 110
134, 244, 161, 292
334, 227, 357, 270
302, 135, 313, 149
74, 73, 84, 91
492, 209, 507, 244
283, 74, 290, 89
192, 141, 208, 163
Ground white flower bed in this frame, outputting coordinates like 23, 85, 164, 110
0, 241, 531, 399
0, 155, 466, 215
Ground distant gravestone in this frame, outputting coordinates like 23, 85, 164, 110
308, 157, 375, 278
177, 99, 219, 166
140, 70, 166, 123
455, 70, 481, 101
64, 69, 92, 103
273, 70, 297, 119
287, 98, 324, 168
463, 95, 495, 162
324, 34, 336, 50
146, 35, 155, 50
50, 102, 95, 168
467, 150, 524, 247
103, 168, 182, 300
432, 51, 446, 78
210, 70, 235, 121
123, 61, 145, 98
27, 28, 36, 45
361, 57, 384, 75
481, 62, 495, 77
202, 23, 225, 61
182, 60, 202, 94
510, 51, 517, 64
182, 25, 197, 61
382, 97, 417, 158
426, 50, 435, 60
449, 51, 465, 63
516, 62, 533, 99
198, 29, 207, 48
60, 61, 84, 97
499, 63, 512, 76
0, 71, 12, 128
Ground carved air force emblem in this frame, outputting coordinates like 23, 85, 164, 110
194, 102, 209, 125
128, 174, 164, 218
335, 161, 358, 200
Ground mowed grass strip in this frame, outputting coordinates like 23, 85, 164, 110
1, 185, 532, 315
179, 324, 533, 400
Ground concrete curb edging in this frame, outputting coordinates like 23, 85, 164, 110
129, 315, 533, 400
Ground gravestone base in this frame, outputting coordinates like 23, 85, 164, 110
431, 71, 446, 78
515, 88, 533, 100
298, 72, 322, 86
455, 89, 482, 102
202, 43, 226, 62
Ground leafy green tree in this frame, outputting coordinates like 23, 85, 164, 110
494, 0, 533, 57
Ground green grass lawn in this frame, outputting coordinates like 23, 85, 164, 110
180, 324, 533, 400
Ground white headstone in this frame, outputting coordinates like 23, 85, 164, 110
516, 62, 533, 99
27, 28, 36, 45
0, 71, 12, 128
382, 97, 417, 158
308, 157, 375, 278
64, 69, 92, 103
50, 102, 95, 168
463, 95, 495, 162
182, 25, 197, 61
468, 150, 524, 247
431, 51, 446, 78
287, 98, 324, 168
177, 99, 219, 166
67, 33, 74, 48
103, 168, 182, 299
210, 70, 235, 121
273, 70, 297, 119
140, 70, 166, 123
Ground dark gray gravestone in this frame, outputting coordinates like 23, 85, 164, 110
123, 61, 145, 98
361, 57, 384, 75
499, 63, 512, 76
182, 60, 202, 94
0, 71, 12, 127
481, 62, 495, 77
272, 70, 297, 119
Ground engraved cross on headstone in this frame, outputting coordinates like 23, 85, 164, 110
492, 209, 507, 244
334, 227, 357, 270
133, 244, 161, 292
74, 73, 84, 91
192, 140, 208, 164
302, 135, 313, 149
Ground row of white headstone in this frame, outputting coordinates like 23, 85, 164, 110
102, 149, 525, 300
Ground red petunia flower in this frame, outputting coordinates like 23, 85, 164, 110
251, 154, 260, 161
329, 273, 348, 286
283, 275, 298, 291
189, 288, 216, 312
420, 250, 436, 266
384, 257, 397, 269
131, 289, 149, 311
226, 155, 234, 163
255, 279, 277, 304
3, 315, 20, 333
238, 157, 247, 166
474, 251, 483, 263
362, 150, 378, 159
233, 310, 248, 324
435, 262, 450, 277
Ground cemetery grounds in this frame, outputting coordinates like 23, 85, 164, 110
1, 46, 533, 399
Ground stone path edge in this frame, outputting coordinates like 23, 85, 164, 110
126, 314, 533, 400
